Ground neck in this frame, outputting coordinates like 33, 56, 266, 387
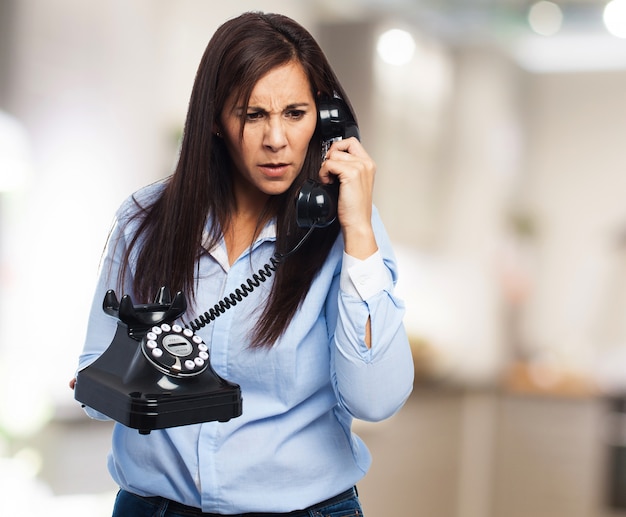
224, 189, 271, 266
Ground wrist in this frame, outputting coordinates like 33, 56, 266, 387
343, 224, 377, 259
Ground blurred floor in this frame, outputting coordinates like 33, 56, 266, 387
10, 388, 626, 516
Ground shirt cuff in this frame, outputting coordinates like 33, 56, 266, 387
340, 250, 392, 300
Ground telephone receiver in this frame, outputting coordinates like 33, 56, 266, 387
295, 95, 360, 229
74, 287, 242, 434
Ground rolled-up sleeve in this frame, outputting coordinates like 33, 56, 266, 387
331, 212, 414, 422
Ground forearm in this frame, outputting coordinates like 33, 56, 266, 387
342, 223, 378, 260
333, 244, 414, 420
333, 290, 414, 421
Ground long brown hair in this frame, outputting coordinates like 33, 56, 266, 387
117, 12, 355, 347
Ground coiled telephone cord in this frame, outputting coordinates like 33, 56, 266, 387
185, 226, 315, 332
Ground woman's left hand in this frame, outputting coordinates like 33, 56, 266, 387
319, 137, 378, 259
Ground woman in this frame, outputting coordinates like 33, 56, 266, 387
73, 11, 414, 516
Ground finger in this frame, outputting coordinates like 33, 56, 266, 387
319, 138, 374, 184
327, 136, 364, 157
324, 150, 374, 181
319, 155, 358, 184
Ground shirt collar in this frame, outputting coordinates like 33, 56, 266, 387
201, 219, 277, 270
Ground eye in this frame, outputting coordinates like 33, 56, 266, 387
285, 109, 306, 120
245, 110, 265, 121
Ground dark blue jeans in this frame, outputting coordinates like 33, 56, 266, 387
112, 487, 363, 517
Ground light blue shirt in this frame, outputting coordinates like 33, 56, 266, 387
77, 182, 414, 514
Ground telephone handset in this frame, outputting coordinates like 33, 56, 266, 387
295, 95, 360, 229
74, 287, 242, 434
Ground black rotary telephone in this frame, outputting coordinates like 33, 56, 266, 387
74, 95, 359, 434
74, 287, 243, 434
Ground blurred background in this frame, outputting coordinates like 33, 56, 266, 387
2, 0, 626, 515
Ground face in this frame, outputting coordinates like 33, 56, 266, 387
220, 61, 317, 201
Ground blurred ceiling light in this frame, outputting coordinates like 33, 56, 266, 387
376, 28, 416, 66
528, 1, 563, 36
604, 0, 626, 38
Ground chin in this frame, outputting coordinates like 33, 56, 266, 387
261, 181, 293, 197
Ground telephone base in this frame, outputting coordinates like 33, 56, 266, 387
75, 322, 242, 434
75, 369, 242, 434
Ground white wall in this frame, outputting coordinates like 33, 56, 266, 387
520, 70, 626, 382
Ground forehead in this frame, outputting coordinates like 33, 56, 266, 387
248, 61, 313, 105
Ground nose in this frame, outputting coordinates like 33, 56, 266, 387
263, 116, 288, 151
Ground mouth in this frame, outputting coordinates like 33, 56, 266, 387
259, 162, 291, 176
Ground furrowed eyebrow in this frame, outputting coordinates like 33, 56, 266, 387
284, 102, 312, 109
238, 102, 313, 112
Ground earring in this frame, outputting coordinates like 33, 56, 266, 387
215, 131, 222, 138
